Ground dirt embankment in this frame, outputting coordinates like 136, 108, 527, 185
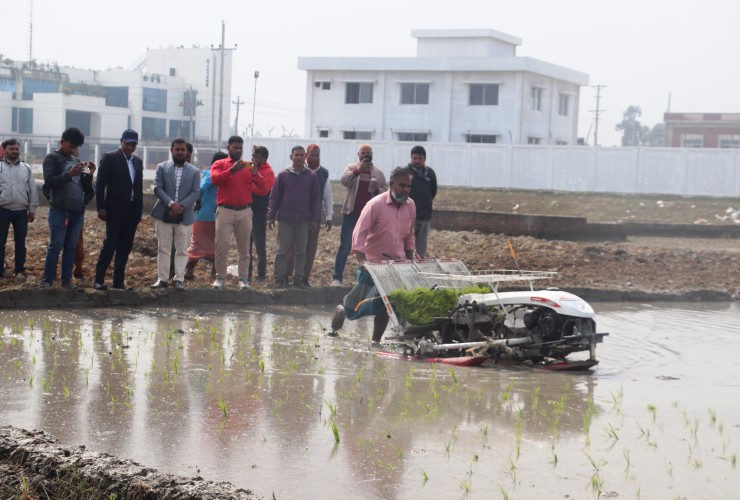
0, 189, 740, 307
0, 426, 257, 500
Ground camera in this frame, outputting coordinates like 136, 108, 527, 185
362, 153, 373, 163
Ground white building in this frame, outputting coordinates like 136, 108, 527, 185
0, 46, 233, 146
298, 29, 588, 145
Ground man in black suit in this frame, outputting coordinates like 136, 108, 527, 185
93, 129, 144, 290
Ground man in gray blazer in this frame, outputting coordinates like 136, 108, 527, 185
150, 138, 201, 290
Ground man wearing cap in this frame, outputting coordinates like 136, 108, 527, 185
92, 129, 144, 290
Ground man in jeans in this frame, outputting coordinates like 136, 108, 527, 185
41, 128, 95, 289
331, 143, 386, 287
0, 139, 39, 280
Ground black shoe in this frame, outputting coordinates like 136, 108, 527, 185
93, 282, 108, 291
112, 282, 133, 291
293, 280, 307, 289
172, 280, 185, 291
302, 279, 313, 288
274, 279, 288, 289
73, 273, 84, 280
61, 282, 80, 290
150, 280, 168, 289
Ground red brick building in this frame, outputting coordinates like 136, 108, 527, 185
664, 113, 740, 148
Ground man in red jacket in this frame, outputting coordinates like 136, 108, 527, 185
210, 136, 265, 289
248, 145, 275, 284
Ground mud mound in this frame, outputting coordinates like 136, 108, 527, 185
0, 426, 257, 500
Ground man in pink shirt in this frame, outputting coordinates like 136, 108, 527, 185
331, 166, 416, 342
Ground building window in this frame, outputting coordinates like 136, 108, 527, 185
143, 87, 167, 112
531, 87, 542, 111
11, 108, 33, 134
469, 84, 499, 106
345, 82, 373, 104
104, 86, 129, 108
182, 89, 198, 117
22, 78, 58, 100
318, 129, 329, 138
315, 81, 331, 90
555, 140, 569, 146
681, 134, 703, 148
527, 137, 541, 145
169, 68, 176, 77
400, 83, 429, 105
170, 120, 193, 140
343, 131, 372, 140
397, 132, 428, 142
558, 94, 569, 116
466, 134, 497, 144
718, 135, 740, 148
142, 117, 167, 140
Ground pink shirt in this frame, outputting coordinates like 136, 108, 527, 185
352, 190, 416, 261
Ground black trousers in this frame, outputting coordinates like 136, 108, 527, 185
249, 199, 268, 280
94, 202, 139, 285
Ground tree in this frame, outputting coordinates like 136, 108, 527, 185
616, 106, 665, 147
615, 105, 647, 146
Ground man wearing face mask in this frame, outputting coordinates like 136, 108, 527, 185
331, 166, 416, 343
331, 143, 386, 287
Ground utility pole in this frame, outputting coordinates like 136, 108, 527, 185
589, 84, 607, 146
233, 96, 244, 136
251, 71, 259, 136
28, 0, 33, 61
217, 21, 225, 146
214, 21, 237, 146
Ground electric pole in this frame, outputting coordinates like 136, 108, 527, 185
28, 0, 34, 61
233, 96, 244, 136
589, 84, 607, 146
251, 71, 259, 136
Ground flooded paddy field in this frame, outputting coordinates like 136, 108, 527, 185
1, 302, 738, 499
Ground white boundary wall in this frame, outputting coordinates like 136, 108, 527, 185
24, 138, 740, 197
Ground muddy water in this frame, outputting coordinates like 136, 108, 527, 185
1, 303, 738, 499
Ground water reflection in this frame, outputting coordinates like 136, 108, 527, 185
1, 303, 738, 499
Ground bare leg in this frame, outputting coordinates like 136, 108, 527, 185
372, 309, 389, 343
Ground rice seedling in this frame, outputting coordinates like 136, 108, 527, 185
708, 407, 717, 427
329, 419, 340, 443
218, 395, 228, 417
481, 423, 488, 438
325, 399, 337, 418
647, 404, 657, 423
457, 477, 471, 498
731, 453, 736, 468
421, 469, 428, 482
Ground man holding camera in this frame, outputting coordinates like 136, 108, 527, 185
210, 136, 265, 290
40, 127, 96, 289
331, 144, 386, 287
93, 129, 143, 291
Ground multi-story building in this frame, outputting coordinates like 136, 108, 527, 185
0, 47, 233, 147
298, 29, 588, 145
664, 113, 740, 148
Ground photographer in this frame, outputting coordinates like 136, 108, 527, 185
40, 127, 96, 289
330, 143, 387, 287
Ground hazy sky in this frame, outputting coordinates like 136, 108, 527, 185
3, 0, 738, 146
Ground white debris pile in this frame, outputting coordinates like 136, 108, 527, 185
714, 207, 740, 224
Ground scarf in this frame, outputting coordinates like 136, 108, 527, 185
409, 164, 431, 183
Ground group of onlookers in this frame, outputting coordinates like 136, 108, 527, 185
0, 130, 437, 301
